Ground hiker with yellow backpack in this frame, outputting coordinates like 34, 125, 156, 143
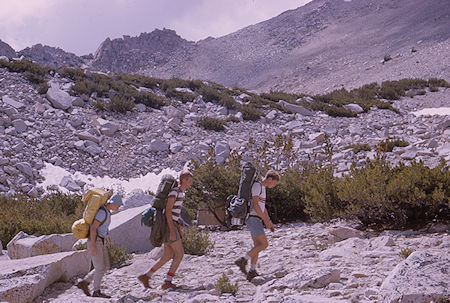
72, 188, 123, 298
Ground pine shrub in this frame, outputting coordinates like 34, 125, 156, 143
215, 273, 239, 296
196, 116, 227, 131
181, 226, 215, 255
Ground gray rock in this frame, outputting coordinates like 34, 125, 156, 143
170, 142, 183, 153
76, 130, 101, 143
380, 251, 449, 302
69, 115, 83, 127
343, 103, 364, 113
149, 138, 169, 152
46, 82, 73, 110
2, 96, 25, 109
98, 118, 119, 136
279, 100, 313, 116
135, 103, 146, 112
72, 97, 84, 107
85, 144, 102, 156
16, 162, 33, 178
12, 119, 27, 133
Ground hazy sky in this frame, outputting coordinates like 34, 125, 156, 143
0, 0, 312, 56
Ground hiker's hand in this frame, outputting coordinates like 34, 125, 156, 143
169, 231, 176, 241
267, 221, 275, 232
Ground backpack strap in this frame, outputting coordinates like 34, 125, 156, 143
98, 205, 109, 227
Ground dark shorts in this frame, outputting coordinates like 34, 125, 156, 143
163, 223, 181, 243
246, 216, 265, 237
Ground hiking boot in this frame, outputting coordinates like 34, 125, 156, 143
235, 257, 248, 275
75, 280, 90, 296
247, 269, 259, 282
161, 280, 177, 291
138, 274, 150, 288
92, 290, 111, 298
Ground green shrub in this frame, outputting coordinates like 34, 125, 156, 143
0, 192, 83, 245
429, 86, 439, 92
399, 248, 414, 259
181, 226, 215, 255
185, 150, 242, 226
37, 82, 50, 94
346, 143, 371, 154
324, 105, 357, 117
239, 104, 263, 121
105, 239, 132, 267
428, 78, 449, 88
377, 138, 409, 152
92, 98, 107, 111
268, 168, 307, 223
260, 90, 299, 103
197, 116, 227, 131
302, 165, 344, 221
166, 88, 195, 103
226, 116, 240, 123
59, 67, 86, 81
215, 273, 239, 296
116, 73, 161, 89
160, 78, 191, 92
338, 157, 449, 229
199, 86, 222, 103
108, 95, 134, 113
134, 91, 165, 109
219, 94, 238, 110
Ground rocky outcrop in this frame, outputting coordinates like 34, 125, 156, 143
91, 29, 193, 73
18, 44, 84, 68
6, 232, 77, 259
380, 251, 450, 303
0, 39, 16, 58
0, 251, 90, 303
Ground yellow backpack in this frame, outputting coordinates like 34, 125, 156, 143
72, 188, 113, 239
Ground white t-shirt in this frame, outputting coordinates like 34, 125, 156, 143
249, 182, 266, 216
168, 187, 184, 222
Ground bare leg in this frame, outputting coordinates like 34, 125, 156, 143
167, 239, 184, 274
247, 234, 268, 266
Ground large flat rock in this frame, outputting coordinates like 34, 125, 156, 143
0, 250, 89, 303
109, 204, 152, 253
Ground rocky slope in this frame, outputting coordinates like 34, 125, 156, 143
92, 0, 450, 93
0, 59, 449, 196
18, 44, 85, 68
0, 39, 16, 58
33, 222, 450, 302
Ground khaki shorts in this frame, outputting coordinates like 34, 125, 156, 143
163, 223, 181, 243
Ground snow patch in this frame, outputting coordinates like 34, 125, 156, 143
412, 107, 450, 116
38, 162, 178, 195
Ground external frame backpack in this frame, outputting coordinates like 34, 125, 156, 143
226, 162, 257, 226
72, 188, 113, 239
148, 174, 178, 247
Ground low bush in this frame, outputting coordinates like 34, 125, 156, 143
108, 95, 134, 113
399, 248, 414, 259
105, 239, 132, 267
239, 104, 263, 121
199, 86, 222, 103
134, 92, 165, 109
59, 67, 86, 81
226, 116, 240, 123
37, 82, 50, 94
215, 273, 239, 296
218, 94, 238, 110
181, 226, 215, 255
166, 88, 196, 103
346, 143, 371, 154
377, 138, 409, 152
0, 192, 83, 245
196, 116, 227, 131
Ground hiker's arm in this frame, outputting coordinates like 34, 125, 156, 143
165, 196, 177, 240
89, 220, 101, 256
252, 196, 270, 225
263, 208, 274, 231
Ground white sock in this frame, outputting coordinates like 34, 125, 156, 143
250, 263, 257, 271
